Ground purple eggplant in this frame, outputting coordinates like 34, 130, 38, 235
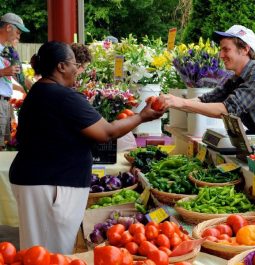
120, 172, 137, 187
91, 174, 100, 186
90, 185, 105, 193
89, 228, 104, 244
106, 176, 122, 190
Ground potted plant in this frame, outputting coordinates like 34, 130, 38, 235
171, 37, 232, 136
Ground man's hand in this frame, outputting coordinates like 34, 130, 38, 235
0, 65, 21, 77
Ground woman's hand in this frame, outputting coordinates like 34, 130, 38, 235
140, 96, 168, 122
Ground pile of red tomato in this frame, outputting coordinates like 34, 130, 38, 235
0, 242, 87, 265
106, 221, 192, 265
94, 245, 192, 265
201, 214, 251, 245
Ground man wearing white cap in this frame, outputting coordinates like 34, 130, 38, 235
0, 13, 29, 150
162, 25, 255, 133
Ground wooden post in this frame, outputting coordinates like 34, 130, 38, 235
47, 0, 77, 44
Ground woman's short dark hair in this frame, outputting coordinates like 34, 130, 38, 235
71, 43, 91, 65
32, 41, 73, 77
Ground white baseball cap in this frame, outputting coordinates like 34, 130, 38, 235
214, 25, 255, 52
1, 13, 30, 33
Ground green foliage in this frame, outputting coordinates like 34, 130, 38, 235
182, 0, 255, 44
84, 0, 182, 43
0, 0, 47, 43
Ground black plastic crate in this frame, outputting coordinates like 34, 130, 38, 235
91, 139, 117, 164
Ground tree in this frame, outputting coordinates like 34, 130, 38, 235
84, 0, 182, 43
182, 0, 255, 44
0, 0, 47, 43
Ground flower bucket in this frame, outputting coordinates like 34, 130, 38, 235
132, 84, 162, 135
168, 88, 187, 129
187, 87, 225, 137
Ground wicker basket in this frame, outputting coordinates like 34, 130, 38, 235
150, 188, 190, 205
175, 196, 255, 225
87, 183, 138, 208
188, 173, 242, 187
192, 216, 255, 260
227, 249, 255, 265
133, 244, 200, 264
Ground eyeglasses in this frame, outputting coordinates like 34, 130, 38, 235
64, 60, 82, 68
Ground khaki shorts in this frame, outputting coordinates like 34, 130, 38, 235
0, 99, 11, 147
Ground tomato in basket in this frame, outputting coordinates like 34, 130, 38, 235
215, 224, 233, 237
226, 214, 248, 234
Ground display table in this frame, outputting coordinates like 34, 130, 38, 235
0, 151, 131, 227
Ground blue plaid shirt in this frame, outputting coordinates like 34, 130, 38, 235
199, 60, 255, 132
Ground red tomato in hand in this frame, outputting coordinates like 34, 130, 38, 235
249, 154, 255, 160
23, 246, 50, 265
151, 97, 165, 111
215, 224, 233, 237
0, 241, 16, 264
201, 228, 220, 238
226, 215, 248, 234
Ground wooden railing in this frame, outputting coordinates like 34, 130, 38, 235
16, 43, 42, 63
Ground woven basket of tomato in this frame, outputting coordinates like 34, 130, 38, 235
192, 215, 255, 260
106, 221, 201, 265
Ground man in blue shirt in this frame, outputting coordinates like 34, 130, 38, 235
0, 13, 29, 150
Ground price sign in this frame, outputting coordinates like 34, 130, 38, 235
215, 154, 225, 165
167, 28, 177, 51
196, 144, 207, 162
147, 207, 170, 223
187, 141, 194, 157
114, 55, 124, 80
158, 145, 176, 154
136, 187, 150, 206
92, 165, 106, 178
217, 162, 240, 173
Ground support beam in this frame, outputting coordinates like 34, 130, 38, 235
47, 0, 77, 44
77, 0, 84, 43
